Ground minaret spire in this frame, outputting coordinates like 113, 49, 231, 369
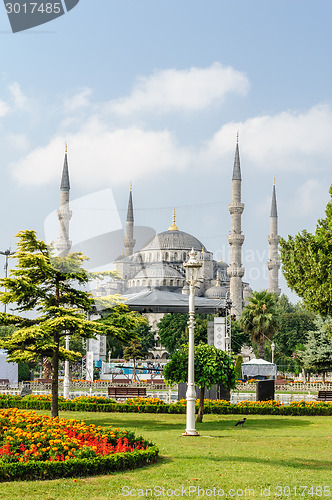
56, 145, 72, 256
268, 178, 281, 295
227, 135, 245, 318
124, 183, 136, 256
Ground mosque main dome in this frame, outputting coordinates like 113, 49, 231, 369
141, 230, 204, 252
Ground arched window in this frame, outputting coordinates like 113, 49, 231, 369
165, 252, 169, 261
170, 279, 174, 287
174, 252, 178, 261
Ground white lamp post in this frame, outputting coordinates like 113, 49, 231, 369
63, 335, 70, 399
271, 341, 275, 364
183, 248, 202, 436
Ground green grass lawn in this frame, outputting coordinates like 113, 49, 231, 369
0, 411, 331, 499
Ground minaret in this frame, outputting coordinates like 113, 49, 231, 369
227, 134, 245, 318
56, 145, 72, 256
267, 178, 281, 295
124, 183, 136, 256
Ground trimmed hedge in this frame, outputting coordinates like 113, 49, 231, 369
0, 447, 159, 482
0, 394, 331, 416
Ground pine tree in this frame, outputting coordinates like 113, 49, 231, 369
297, 319, 332, 382
0, 230, 110, 417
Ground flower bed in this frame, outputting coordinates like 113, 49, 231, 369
0, 408, 158, 481
0, 394, 331, 416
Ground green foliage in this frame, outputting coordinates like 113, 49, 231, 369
296, 319, 332, 376
234, 355, 243, 379
98, 304, 147, 344
163, 343, 235, 391
240, 290, 279, 359
279, 185, 332, 316
18, 362, 30, 382
134, 322, 155, 352
0, 230, 111, 417
157, 313, 208, 354
0, 394, 331, 417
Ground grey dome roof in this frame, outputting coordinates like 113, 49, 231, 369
205, 285, 227, 299
141, 230, 204, 252
134, 264, 183, 280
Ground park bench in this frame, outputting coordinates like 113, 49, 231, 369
107, 386, 147, 399
315, 390, 332, 401
36, 379, 52, 384
274, 379, 287, 386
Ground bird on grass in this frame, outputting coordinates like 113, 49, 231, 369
235, 418, 246, 427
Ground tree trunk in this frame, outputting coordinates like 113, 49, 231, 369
133, 359, 136, 382
43, 357, 52, 378
196, 386, 205, 423
322, 372, 326, 383
51, 341, 59, 418
258, 335, 265, 359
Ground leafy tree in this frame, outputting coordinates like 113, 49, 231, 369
0, 230, 111, 417
296, 319, 332, 382
123, 340, 148, 381
157, 313, 208, 354
234, 354, 244, 379
280, 185, 332, 316
98, 304, 150, 359
240, 290, 279, 359
135, 321, 155, 352
163, 343, 235, 423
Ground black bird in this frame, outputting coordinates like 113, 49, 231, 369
235, 418, 246, 427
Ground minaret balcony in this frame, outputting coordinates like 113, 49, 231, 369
267, 260, 281, 270
228, 234, 245, 245
268, 234, 280, 244
227, 265, 245, 278
228, 202, 244, 215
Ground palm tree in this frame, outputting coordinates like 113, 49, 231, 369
240, 291, 279, 359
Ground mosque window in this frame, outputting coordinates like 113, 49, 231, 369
174, 252, 178, 261
170, 279, 173, 286
165, 252, 169, 261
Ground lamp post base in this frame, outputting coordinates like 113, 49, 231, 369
182, 430, 200, 437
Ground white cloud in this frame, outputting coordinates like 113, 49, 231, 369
108, 62, 249, 115
201, 104, 332, 174
64, 88, 93, 113
9, 82, 28, 109
285, 178, 327, 217
6, 133, 30, 151
0, 99, 10, 117
11, 117, 193, 188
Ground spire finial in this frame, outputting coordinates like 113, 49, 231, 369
273, 177, 275, 186
65, 143, 67, 154
236, 131, 239, 144
168, 208, 179, 231
130, 181, 132, 192
216, 271, 220, 287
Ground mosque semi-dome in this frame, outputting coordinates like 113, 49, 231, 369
205, 284, 227, 299
134, 264, 183, 280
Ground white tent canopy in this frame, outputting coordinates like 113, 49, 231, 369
0, 349, 18, 385
241, 358, 277, 379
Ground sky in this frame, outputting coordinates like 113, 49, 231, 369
0, 0, 331, 302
